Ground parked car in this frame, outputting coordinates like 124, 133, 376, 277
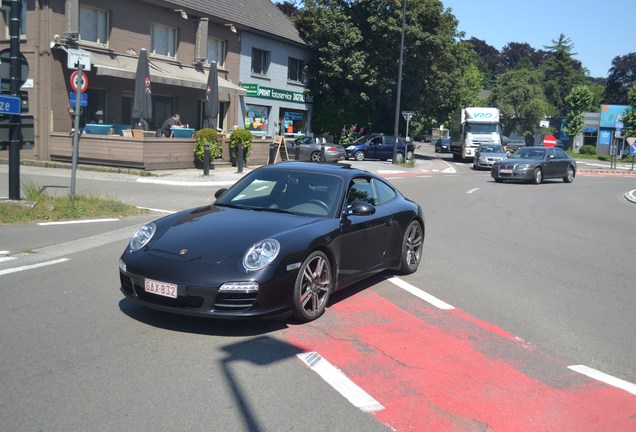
491, 147, 576, 184
119, 162, 425, 322
473, 144, 507, 170
416, 133, 432, 143
345, 134, 414, 162
286, 136, 345, 162
434, 137, 451, 153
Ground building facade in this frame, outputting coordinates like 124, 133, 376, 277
1, 0, 311, 163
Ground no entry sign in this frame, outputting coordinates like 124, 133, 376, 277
543, 134, 557, 147
70, 70, 88, 93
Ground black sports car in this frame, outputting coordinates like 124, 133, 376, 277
491, 147, 577, 184
119, 162, 425, 322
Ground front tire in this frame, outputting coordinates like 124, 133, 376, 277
354, 151, 365, 161
532, 168, 543, 184
563, 166, 575, 183
398, 221, 424, 274
291, 251, 332, 322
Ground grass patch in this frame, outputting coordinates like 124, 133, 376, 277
1, 183, 148, 224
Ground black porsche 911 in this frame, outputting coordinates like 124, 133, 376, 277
119, 162, 425, 322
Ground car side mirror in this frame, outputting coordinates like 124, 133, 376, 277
345, 200, 376, 216
214, 188, 227, 199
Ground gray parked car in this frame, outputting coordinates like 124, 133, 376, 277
473, 144, 508, 170
286, 136, 346, 162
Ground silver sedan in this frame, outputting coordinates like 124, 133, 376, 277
473, 144, 508, 170
286, 137, 346, 162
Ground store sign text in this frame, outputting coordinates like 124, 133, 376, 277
241, 83, 307, 104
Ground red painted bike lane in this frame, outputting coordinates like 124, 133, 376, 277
283, 288, 636, 431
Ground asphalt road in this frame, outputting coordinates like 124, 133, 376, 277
1, 150, 635, 431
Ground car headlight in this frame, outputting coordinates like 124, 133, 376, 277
515, 164, 530, 170
243, 239, 280, 271
346, 146, 355, 151
129, 223, 156, 252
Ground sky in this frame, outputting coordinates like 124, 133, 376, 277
442, 0, 636, 78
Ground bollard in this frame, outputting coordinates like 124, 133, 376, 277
237, 144, 244, 173
295, 142, 300, 160
321, 142, 326, 162
203, 144, 210, 176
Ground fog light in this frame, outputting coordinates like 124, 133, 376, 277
219, 281, 259, 293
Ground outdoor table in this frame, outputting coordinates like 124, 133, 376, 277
171, 127, 195, 138
84, 124, 113, 135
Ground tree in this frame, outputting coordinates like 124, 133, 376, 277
604, 53, 636, 104
275, 1, 301, 17
491, 66, 549, 141
541, 34, 587, 116
501, 42, 544, 70
465, 37, 505, 85
622, 85, 636, 139
295, 0, 467, 138
562, 85, 595, 148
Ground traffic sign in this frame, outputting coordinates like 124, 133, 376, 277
69, 91, 88, 107
67, 48, 92, 71
402, 111, 415, 121
70, 70, 88, 93
543, 134, 557, 147
0, 94, 21, 115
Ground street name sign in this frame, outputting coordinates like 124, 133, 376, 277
0, 94, 21, 115
67, 48, 91, 71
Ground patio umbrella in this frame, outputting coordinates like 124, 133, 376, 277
203, 61, 219, 129
132, 48, 152, 130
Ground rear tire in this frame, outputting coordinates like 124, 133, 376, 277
563, 166, 575, 183
395, 152, 405, 163
310, 151, 321, 162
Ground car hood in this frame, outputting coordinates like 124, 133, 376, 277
147, 206, 322, 263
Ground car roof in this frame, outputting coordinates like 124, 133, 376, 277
256, 161, 375, 180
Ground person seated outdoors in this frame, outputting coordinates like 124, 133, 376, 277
161, 113, 185, 137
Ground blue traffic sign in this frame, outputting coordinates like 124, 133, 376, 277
69, 91, 88, 107
0, 94, 21, 115
631, 143, 636, 156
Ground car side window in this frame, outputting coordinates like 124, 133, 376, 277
371, 137, 382, 145
373, 179, 397, 205
547, 148, 556, 159
347, 178, 377, 206
554, 148, 567, 159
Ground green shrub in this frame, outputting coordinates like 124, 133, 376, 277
579, 145, 596, 155
229, 128, 253, 159
194, 128, 221, 163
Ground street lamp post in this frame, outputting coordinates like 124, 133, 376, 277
392, 0, 407, 165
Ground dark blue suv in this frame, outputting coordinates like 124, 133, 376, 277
344, 134, 414, 162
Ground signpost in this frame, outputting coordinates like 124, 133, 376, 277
402, 111, 415, 143
627, 137, 636, 171
68, 49, 91, 201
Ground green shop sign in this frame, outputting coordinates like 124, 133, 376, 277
240, 83, 308, 104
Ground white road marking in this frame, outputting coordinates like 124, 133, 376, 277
137, 206, 175, 214
441, 160, 457, 174
467, 188, 479, 194
0, 257, 16, 263
386, 276, 455, 310
137, 178, 234, 187
38, 218, 119, 226
297, 352, 384, 413
0, 258, 70, 276
568, 365, 636, 396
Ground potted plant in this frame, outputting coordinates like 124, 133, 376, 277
194, 128, 221, 169
229, 128, 253, 166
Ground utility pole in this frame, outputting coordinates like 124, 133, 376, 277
392, 0, 406, 165
7, 0, 23, 200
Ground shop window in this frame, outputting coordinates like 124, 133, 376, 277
79, 5, 108, 45
151, 23, 177, 58
208, 38, 226, 68
287, 57, 306, 84
1, 1, 26, 39
251, 48, 270, 76
245, 105, 269, 135
282, 110, 306, 136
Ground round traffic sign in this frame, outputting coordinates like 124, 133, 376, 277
543, 134, 557, 147
70, 70, 88, 93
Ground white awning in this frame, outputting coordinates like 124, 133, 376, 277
89, 51, 246, 95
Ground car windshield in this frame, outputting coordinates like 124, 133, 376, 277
480, 145, 504, 153
509, 148, 546, 160
466, 123, 499, 134
215, 169, 344, 217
